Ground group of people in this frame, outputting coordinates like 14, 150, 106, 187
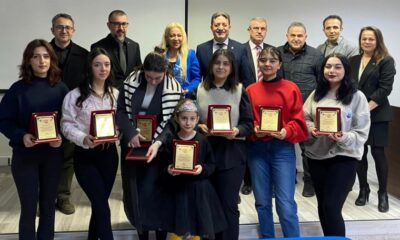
0, 9, 396, 240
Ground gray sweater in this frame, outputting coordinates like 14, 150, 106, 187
303, 90, 370, 160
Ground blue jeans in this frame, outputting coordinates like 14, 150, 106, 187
248, 139, 299, 238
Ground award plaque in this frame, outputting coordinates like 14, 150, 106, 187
90, 110, 118, 143
30, 112, 60, 144
125, 115, 157, 161
316, 107, 342, 135
259, 106, 282, 133
172, 140, 198, 174
136, 115, 156, 147
125, 147, 150, 161
207, 105, 234, 134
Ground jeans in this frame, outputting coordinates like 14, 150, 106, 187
248, 139, 299, 238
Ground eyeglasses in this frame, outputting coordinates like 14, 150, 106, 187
54, 25, 74, 31
109, 22, 129, 28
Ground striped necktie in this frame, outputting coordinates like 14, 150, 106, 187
256, 45, 263, 82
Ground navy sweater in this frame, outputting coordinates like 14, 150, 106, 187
0, 77, 68, 149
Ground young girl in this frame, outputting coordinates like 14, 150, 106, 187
303, 53, 370, 236
150, 99, 227, 240
246, 47, 308, 238
61, 48, 119, 240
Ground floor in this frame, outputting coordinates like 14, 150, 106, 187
1, 157, 400, 239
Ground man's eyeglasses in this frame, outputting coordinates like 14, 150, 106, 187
109, 22, 129, 28
54, 25, 74, 31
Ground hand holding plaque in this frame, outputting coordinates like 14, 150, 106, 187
125, 115, 156, 161
29, 112, 61, 144
171, 140, 199, 174
316, 107, 341, 135
207, 105, 234, 135
258, 106, 282, 133
90, 110, 118, 143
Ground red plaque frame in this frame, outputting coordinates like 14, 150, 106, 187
90, 110, 118, 143
125, 147, 150, 161
258, 106, 282, 133
207, 105, 234, 135
316, 107, 342, 135
30, 111, 61, 144
136, 115, 157, 147
171, 140, 199, 174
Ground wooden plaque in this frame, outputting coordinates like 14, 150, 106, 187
316, 107, 342, 135
90, 110, 118, 143
30, 111, 60, 144
172, 140, 198, 174
136, 115, 156, 147
259, 106, 282, 133
207, 105, 234, 135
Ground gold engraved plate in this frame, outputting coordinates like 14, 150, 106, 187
36, 116, 57, 139
95, 113, 115, 137
174, 144, 195, 170
212, 108, 230, 130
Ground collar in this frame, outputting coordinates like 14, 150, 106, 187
249, 40, 262, 50
210, 80, 231, 91
325, 36, 343, 47
51, 38, 72, 51
263, 74, 282, 83
213, 38, 229, 47
283, 42, 307, 55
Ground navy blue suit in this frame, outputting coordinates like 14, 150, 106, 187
196, 39, 251, 87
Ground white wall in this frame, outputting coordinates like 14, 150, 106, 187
187, 0, 400, 106
0, 0, 185, 89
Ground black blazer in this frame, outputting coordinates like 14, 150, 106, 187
91, 34, 142, 88
243, 41, 273, 86
51, 40, 88, 90
196, 39, 252, 87
349, 55, 396, 122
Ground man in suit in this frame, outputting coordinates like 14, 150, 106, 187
243, 17, 273, 86
50, 13, 88, 214
240, 17, 273, 196
278, 22, 324, 198
196, 12, 251, 87
317, 15, 358, 58
91, 10, 142, 88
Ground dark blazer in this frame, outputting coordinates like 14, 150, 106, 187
51, 39, 88, 90
91, 34, 142, 88
243, 41, 273, 85
349, 55, 396, 122
196, 39, 252, 87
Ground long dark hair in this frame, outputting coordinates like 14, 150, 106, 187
19, 39, 61, 85
202, 49, 238, 92
314, 53, 356, 105
76, 48, 116, 108
133, 50, 173, 80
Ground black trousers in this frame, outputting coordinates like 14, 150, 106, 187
212, 164, 246, 240
11, 147, 63, 240
357, 145, 388, 193
74, 144, 118, 240
309, 156, 357, 237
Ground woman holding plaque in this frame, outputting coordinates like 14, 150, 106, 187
192, 49, 253, 240
0, 39, 68, 239
303, 53, 370, 236
158, 22, 201, 96
246, 47, 308, 238
116, 51, 182, 240
349, 26, 396, 212
61, 48, 119, 240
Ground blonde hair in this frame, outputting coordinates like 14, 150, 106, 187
159, 22, 188, 78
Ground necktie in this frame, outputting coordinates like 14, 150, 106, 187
216, 43, 225, 49
119, 42, 127, 74
256, 45, 263, 82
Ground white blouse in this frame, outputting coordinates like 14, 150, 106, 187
61, 87, 119, 148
